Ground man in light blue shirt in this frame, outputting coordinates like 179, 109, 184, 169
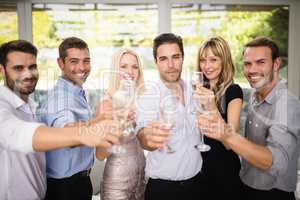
40, 37, 94, 200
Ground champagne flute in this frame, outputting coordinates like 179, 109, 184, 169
120, 79, 136, 137
160, 94, 177, 154
191, 72, 204, 114
191, 71, 211, 152
108, 79, 135, 154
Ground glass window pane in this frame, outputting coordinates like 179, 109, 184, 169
32, 3, 158, 90
0, 3, 18, 83
32, 3, 158, 111
0, 3, 18, 44
172, 4, 289, 87
172, 4, 289, 134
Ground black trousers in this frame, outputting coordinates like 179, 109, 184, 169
145, 172, 203, 200
45, 173, 93, 200
242, 183, 295, 200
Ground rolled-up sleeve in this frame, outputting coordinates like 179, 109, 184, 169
0, 108, 43, 154
266, 107, 299, 177
41, 109, 76, 128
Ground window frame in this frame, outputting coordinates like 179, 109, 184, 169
6, 0, 300, 98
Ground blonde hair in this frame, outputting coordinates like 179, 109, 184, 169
107, 48, 145, 96
197, 36, 235, 111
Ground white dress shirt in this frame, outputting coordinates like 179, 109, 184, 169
0, 86, 46, 200
136, 79, 202, 181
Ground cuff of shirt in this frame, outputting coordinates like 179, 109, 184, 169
17, 122, 43, 154
267, 145, 287, 177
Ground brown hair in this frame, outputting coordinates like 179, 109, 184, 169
197, 36, 235, 111
243, 36, 280, 61
153, 33, 184, 61
0, 40, 38, 68
59, 37, 89, 62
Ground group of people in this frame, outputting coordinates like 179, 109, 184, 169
0, 32, 299, 200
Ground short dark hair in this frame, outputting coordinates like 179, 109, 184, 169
0, 40, 38, 68
153, 33, 184, 61
59, 37, 89, 62
243, 36, 280, 61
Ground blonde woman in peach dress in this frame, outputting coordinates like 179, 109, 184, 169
96, 48, 146, 200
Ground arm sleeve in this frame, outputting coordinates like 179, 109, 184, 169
39, 89, 78, 128
267, 124, 297, 177
266, 97, 300, 177
42, 109, 77, 128
225, 84, 243, 105
0, 108, 43, 154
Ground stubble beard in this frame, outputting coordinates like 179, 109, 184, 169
5, 72, 37, 96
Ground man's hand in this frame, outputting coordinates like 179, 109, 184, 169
77, 119, 122, 148
137, 122, 171, 151
197, 111, 235, 143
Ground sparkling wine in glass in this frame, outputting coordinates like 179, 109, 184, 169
191, 72, 204, 114
108, 79, 135, 154
190, 71, 211, 152
119, 79, 136, 137
160, 95, 177, 154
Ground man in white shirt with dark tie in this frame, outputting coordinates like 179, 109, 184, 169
136, 33, 203, 200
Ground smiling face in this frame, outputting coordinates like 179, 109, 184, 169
58, 48, 91, 87
199, 47, 222, 84
243, 46, 280, 96
0, 51, 38, 101
155, 43, 183, 83
119, 53, 140, 82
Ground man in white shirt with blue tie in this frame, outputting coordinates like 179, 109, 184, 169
136, 33, 203, 200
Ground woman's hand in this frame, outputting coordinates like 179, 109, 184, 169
197, 111, 235, 143
193, 86, 217, 112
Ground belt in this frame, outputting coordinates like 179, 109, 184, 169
71, 169, 91, 179
149, 171, 203, 186
47, 169, 91, 181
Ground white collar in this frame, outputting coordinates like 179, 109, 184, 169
0, 85, 36, 110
